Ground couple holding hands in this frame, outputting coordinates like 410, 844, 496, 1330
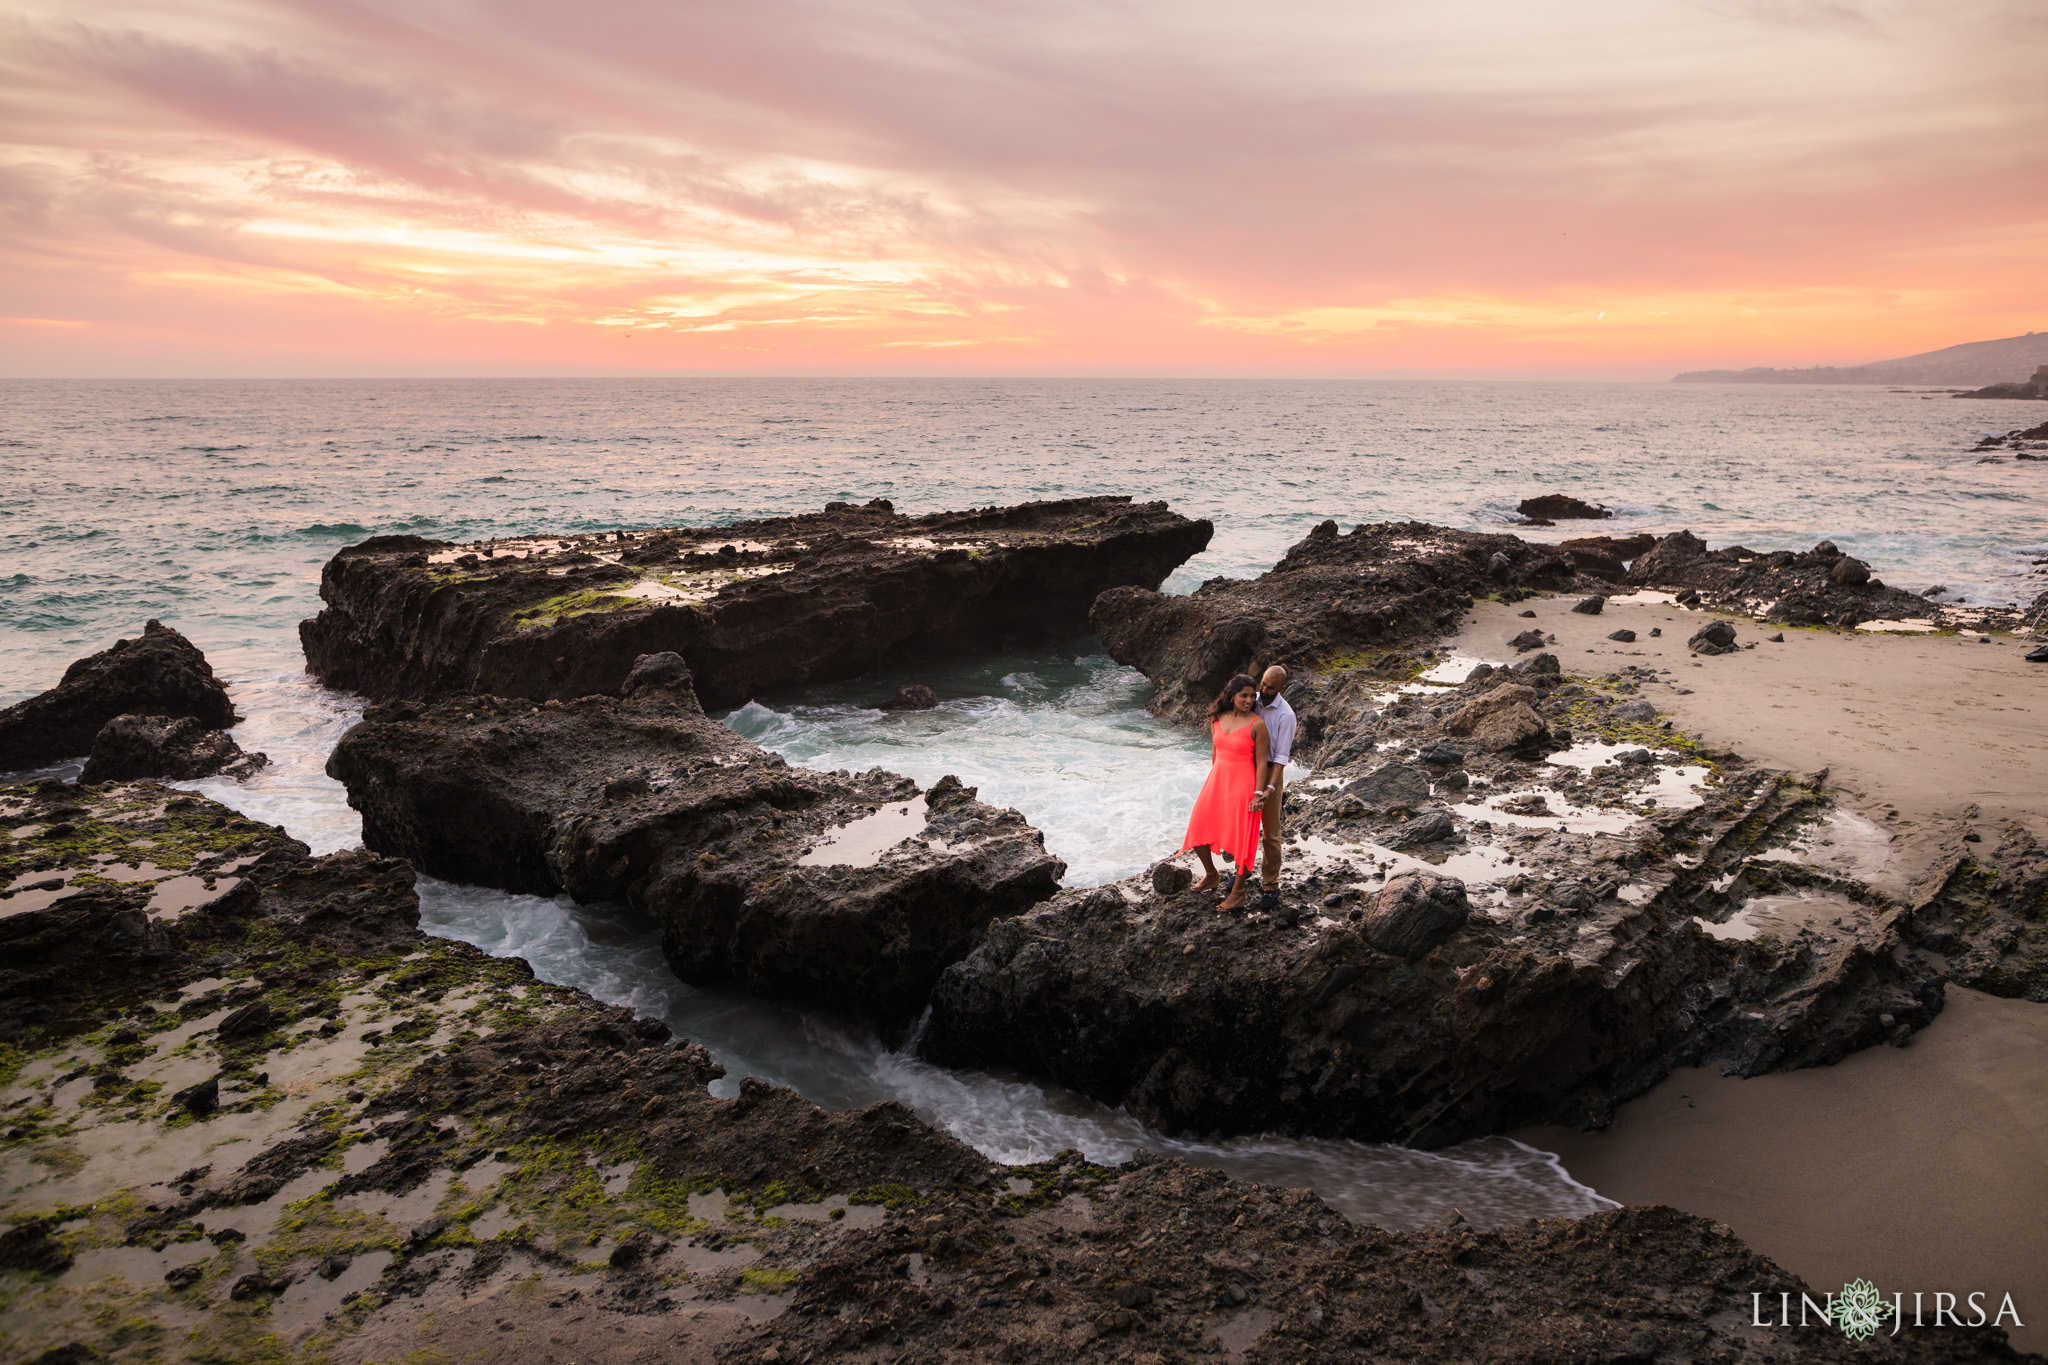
1179, 664, 1294, 912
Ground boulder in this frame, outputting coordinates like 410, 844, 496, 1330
1570, 596, 1606, 615
1363, 871, 1470, 960
1509, 629, 1546, 652
1344, 762, 1431, 812
1689, 620, 1739, 656
1516, 495, 1611, 522
880, 684, 940, 712
1559, 534, 1658, 581
1610, 699, 1657, 724
1150, 861, 1195, 897
1607, 628, 1637, 643
0, 621, 237, 771
1389, 809, 1457, 847
325, 676, 1064, 1020
300, 497, 1211, 709
1828, 557, 1871, 587
1444, 684, 1549, 753
621, 651, 694, 697
80, 715, 268, 785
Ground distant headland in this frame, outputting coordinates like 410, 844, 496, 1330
1673, 330, 2048, 386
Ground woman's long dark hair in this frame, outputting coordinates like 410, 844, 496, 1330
1208, 673, 1258, 722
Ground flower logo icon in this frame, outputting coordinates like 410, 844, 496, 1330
1832, 1279, 1895, 1341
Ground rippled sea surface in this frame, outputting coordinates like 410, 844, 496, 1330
6, 377, 2042, 1227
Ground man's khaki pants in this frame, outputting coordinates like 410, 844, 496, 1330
1259, 774, 1284, 891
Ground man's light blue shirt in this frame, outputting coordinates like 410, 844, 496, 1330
1256, 692, 1296, 769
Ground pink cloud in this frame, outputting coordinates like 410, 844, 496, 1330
1, 0, 2042, 374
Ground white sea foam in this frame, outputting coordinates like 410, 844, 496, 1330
418, 880, 1616, 1229
725, 653, 1210, 888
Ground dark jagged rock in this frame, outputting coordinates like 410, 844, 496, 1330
878, 684, 938, 711
1628, 532, 1938, 627
1906, 822, 2048, 1002
325, 675, 1063, 1020
1559, 532, 1658, 580
1091, 521, 1583, 723
299, 496, 1211, 709
620, 649, 691, 695
742, 1174, 2027, 1365
1509, 628, 1546, 651
0, 621, 237, 771
1571, 594, 1606, 614
1517, 494, 1611, 522
79, 714, 268, 784
1363, 870, 1469, 958
1443, 682, 1552, 754
1608, 627, 1637, 642
922, 675, 1942, 1148
1690, 620, 1739, 655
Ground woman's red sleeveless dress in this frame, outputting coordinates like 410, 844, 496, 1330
1180, 719, 1263, 868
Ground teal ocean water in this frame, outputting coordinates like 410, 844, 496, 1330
5, 377, 2043, 1226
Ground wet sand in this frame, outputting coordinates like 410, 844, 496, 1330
1516, 987, 2048, 1353
1453, 594, 2048, 1350
1454, 596, 2044, 846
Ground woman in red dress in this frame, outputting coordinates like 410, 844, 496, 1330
1180, 673, 1273, 911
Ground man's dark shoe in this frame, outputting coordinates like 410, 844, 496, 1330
1256, 889, 1280, 912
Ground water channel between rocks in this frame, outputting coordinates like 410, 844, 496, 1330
166, 648, 1619, 1231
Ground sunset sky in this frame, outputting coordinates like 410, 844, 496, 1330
3, 0, 2044, 377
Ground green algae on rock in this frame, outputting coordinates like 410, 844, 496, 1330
298, 496, 1213, 710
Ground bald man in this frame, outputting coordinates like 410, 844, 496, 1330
1252, 664, 1295, 910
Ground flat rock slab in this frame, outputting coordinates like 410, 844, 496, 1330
300, 495, 1211, 709
325, 669, 1064, 1019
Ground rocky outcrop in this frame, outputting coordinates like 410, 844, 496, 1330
79, 713, 268, 784
7, 785, 2013, 1365
1958, 364, 2048, 400
299, 496, 1212, 709
922, 668, 1943, 1147
1627, 533, 1939, 627
0, 621, 237, 771
1906, 820, 2048, 1002
1091, 521, 1584, 724
325, 659, 1063, 1019
1516, 494, 1610, 523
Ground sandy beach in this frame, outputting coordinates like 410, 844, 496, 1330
1456, 595, 2048, 1350
1453, 594, 2044, 841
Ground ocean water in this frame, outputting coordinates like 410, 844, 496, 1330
6, 377, 2044, 1226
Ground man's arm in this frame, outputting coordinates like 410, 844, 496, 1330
1262, 707, 1294, 790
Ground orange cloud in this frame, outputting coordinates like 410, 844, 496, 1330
1, 0, 2043, 376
